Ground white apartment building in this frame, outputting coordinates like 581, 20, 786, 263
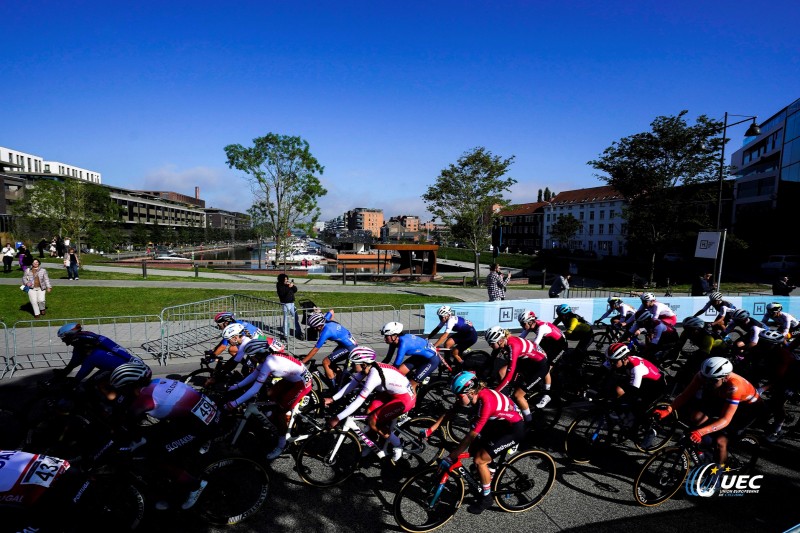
542, 185, 628, 256
1, 146, 102, 183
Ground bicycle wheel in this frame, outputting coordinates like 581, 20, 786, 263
529, 392, 563, 433
182, 368, 213, 391
296, 429, 362, 487
461, 350, 493, 381
198, 457, 270, 525
393, 466, 465, 533
633, 446, 690, 506
633, 402, 678, 453
493, 449, 557, 512
399, 416, 448, 466
727, 434, 759, 474
416, 380, 456, 417
75, 473, 145, 530
444, 404, 475, 443
25, 413, 93, 460
564, 411, 613, 463
591, 331, 610, 351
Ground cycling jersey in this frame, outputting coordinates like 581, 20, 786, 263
621, 355, 662, 389
230, 334, 277, 364
228, 352, 312, 408
314, 321, 358, 351
386, 333, 437, 368
597, 303, 636, 323
220, 321, 264, 347
761, 312, 799, 335
471, 388, 523, 434
332, 363, 415, 420
72, 349, 139, 383
521, 320, 564, 345
0, 450, 70, 507
637, 302, 677, 326
723, 319, 768, 345
675, 329, 726, 358
130, 379, 218, 425
696, 300, 736, 321
553, 313, 591, 336
495, 336, 546, 392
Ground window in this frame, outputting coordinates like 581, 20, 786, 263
620, 224, 628, 235
599, 211, 605, 220
609, 210, 615, 219
608, 224, 614, 235
588, 224, 594, 235
599, 225, 604, 235
589, 211, 595, 220
579, 212, 585, 220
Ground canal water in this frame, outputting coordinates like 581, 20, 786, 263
195, 245, 398, 274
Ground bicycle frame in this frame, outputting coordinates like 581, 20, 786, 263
231, 399, 323, 448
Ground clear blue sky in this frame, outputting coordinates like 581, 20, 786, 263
3, 1, 798, 221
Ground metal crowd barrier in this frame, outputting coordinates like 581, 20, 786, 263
397, 304, 426, 335
0, 322, 10, 379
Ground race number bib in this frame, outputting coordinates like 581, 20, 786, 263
191, 396, 218, 425
21, 456, 68, 489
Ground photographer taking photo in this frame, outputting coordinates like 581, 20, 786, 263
276, 273, 303, 340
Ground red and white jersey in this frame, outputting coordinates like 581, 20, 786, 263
472, 388, 523, 433
527, 320, 564, 345
495, 336, 547, 392
132, 379, 218, 426
0, 450, 70, 507
333, 363, 414, 420
254, 353, 309, 384
638, 302, 675, 319
627, 355, 662, 388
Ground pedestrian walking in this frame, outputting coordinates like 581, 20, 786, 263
65, 247, 81, 280
22, 258, 52, 318
549, 272, 571, 298
486, 263, 510, 301
2, 243, 15, 273
276, 273, 303, 340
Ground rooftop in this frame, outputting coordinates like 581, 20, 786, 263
550, 185, 622, 205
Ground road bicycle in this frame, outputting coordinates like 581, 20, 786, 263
633, 432, 760, 506
392, 446, 557, 533
591, 323, 625, 351
295, 412, 444, 487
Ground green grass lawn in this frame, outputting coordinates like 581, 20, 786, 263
0, 286, 459, 324
437, 247, 541, 270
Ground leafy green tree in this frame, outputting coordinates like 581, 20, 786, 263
543, 187, 553, 201
551, 214, 583, 248
87, 223, 125, 253
225, 134, 326, 268
589, 110, 725, 282
131, 224, 149, 247
423, 147, 516, 283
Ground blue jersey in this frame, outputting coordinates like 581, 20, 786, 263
67, 333, 138, 382
221, 321, 263, 347
315, 321, 358, 350
391, 334, 437, 367
444, 316, 476, 337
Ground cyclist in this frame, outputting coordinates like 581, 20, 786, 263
224, 339, 312, 460
381, 321, 439, 393
485, 325, 551, 417
670, 317, 727, 382
653, 357, 764, 467
552, 303, 593, 353
722, 309, 768, 353
637, 292, 677, 328
427, 305, 478, 366
107, 360, 218, 511
603, 343, 665, 425
760, 302, 799, 340
692, 292, 737, 333
518, 310, 568, 362
595, 296, 636, 329
425, 371, 525, 515
626, 309, 678, 362
206, 312, 264, 359
754, 330, 800, 442
324, 346, 416, 462
55, 322, 144, 386
207, 322, 273, 386
300, 310, 358, 389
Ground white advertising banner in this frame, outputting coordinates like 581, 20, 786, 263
695, 231, 722, 259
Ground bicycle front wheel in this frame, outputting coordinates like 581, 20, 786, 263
493, 449, 556, 512
198, 457, 270, 525
727, 434, 759, 474
393, 466, 465, 533
564, 411, 613, 463
633, 446, 690, 506
182, 368, 213, 391
399, 416, 448, 466
75, 473, 145, 530
296, 429, 362, 487
633, 402, 678, 453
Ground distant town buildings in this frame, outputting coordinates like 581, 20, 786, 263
345, 207, 384, 236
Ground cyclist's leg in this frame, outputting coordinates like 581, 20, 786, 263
410, 356, 439, 393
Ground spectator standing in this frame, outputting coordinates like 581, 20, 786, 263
2, 243, 15, 273
549, 272, 571, 298
37, 238, 47, 258
18, 245, 33, 272
773, 276, 797, 296
55, 236, 65, 258
276, 273, 302, 339
65, 247, 81, 280
486, 263, 510, 301
49, 238, 57, 257
691, 272, 715, 296
22, 258, 52, 318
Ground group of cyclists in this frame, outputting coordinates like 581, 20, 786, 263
2, 291, 798, 529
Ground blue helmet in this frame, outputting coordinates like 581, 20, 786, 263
556, 304, 571, 316
450, 371, 477, 395
57, 322, 82, 341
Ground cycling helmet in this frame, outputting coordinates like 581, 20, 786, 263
109, 359, 152, 389
606, 343, 630, 361
766, 302, 783, 313
242, 340, 269, 357
381, 321, 404, 336
682, 317, 706, 330
731, 309, 750, 322
222, 323, 245, 340
607, 297, 622, 307
485, 325, 505, 344
708, 292, 723, 302
57, 323, 82, 342
640, 292, 656, 303
635, 309, 653, 323
307, 313, 326, 328
699, 357, 733, 380
556, 304, 571, 316
450, 370, 477, 395
518, 310, 537, 326
759, 330, 785, 345
437, 305, 453, 318
348, 346, 377, 364
268, 338, 285, 353
214, 312, 235, 324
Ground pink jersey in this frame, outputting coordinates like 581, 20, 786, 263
531, 320, 564, 344
0, 450, 70, 506
495, 336, 547, 392
472, 388, 523, 434
627, 355, 662, 388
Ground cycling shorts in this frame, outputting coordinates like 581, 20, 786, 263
367, 392, 415, 428
402, 355, 440, 382
326, 346, 351, 365
470, 419, 525, 459
268, 378, 312, 411
511, 358, 549, 392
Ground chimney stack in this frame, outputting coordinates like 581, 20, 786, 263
195, 186, 200, 199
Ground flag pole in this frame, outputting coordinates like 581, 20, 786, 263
716, 229, 727, 288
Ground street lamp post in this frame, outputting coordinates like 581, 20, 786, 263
713, 112, 761, 286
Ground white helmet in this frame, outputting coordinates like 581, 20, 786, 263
437, 305, 453, 318
606, 343, 630, 361
518, 310, 537, 326
640, 292, 656, 303
700, 357, 733, 379
222, 323, 245, 340
485, 326, 505, 344
381, 321, 403, 336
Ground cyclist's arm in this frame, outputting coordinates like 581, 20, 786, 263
695, 402, 738, 437
494, 350, 517, 392
428, 322, 444, 338
228, 364, 271, 407
331, 372, 364, 401
382, 344, 397, 364
667, 374, 702, 413
596, 308, 613, 322
693, 302, 712, 318
302, 346, 320, 364
564, 317, 579, 335
447, 430, 479, 461
335, 378, 376, 420
73, 350, 103, 382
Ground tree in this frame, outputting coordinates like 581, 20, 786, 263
423, 147, 516, 283
225, 134, 326, 269
589, 110, 725, 282
551, 214, 583, 248
543, 187, 553, 201
13, 179, 120, 252
131, 224, 149, 247
537, 189, 543, 202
